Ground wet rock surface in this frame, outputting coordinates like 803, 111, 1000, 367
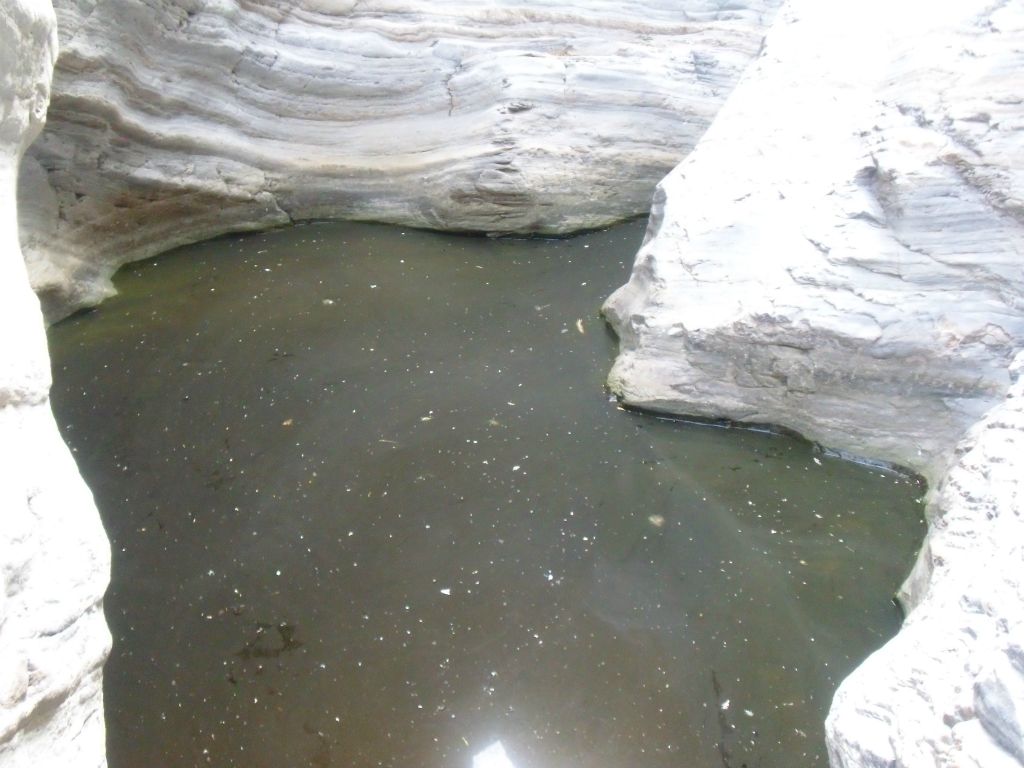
48, 220, 924, 767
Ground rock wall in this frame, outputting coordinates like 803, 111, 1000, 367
604, 0, 1024, 486
827, 351, 1024, 767
0, 2, 111, 767
19, 0, 782, 321
604, 0, 1024, 764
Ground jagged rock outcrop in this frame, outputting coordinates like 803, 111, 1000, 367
0, 2, 111, 767
604, 0, 1024, 765
19, 0, 783, 321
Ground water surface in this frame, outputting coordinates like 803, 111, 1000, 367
49, 220, 924, 768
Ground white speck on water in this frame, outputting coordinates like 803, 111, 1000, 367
440, 588, 451, 596
813, 457, 822, 465
744, 709, 754, 717
512, 465, 521, 472
721, 699, 730, 711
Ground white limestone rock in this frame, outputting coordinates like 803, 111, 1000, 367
0, 2, 111, 766
19, 0, 782, 320
603, 0, 1024, 485
604, 0, 1024, 765
826, 350, 1024, 768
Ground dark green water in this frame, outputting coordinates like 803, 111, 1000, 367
48, 220, 924, 768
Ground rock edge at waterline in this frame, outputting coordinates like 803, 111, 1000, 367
19, 0, 783, 322
0, 2, 111, 767
604, 0, 1024, 765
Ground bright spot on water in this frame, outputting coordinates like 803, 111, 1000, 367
472, 741, 516, 768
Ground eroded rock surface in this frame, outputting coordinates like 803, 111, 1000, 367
827, 350, 1024, 768
0, 1, 111, 767
604, 0, 1024, 484
604, 0, 1024, 765
19, 0, 782, 320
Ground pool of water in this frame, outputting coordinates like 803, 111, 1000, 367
48, 219, 924, 768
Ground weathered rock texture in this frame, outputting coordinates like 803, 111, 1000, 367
827, 350, 1024, 766
1, 1, 111, 767
604, 0, 1024, 485
604, 0, 1024, 765
19, 0, 782, 321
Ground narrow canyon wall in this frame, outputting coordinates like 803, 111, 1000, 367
0, 2, 111, 767
604, 0, 1024, 486
604, 0, 1024, 764
19, 0, 782, 321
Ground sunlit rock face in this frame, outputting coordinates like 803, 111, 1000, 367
827, 351, 1024, 768
604, 0, 1024, 765
18, 0, 782, 320
0, 1, 111, 767
604, 0, 1024, 486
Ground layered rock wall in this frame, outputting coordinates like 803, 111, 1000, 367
604, 0, 1024, 485
19, 0, 782, 320
0, 1, 111, 766
604, 0, 1024, 764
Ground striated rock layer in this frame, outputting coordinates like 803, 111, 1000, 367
604, 0, 1024, 486
0, 1, 111, 767
19, 0, 782, 320
605, 0, 1024, 765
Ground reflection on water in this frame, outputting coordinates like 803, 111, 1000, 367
48, 219, 925, 768
473, 741, 516, 768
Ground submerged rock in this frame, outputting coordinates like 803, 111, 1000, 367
18, 0, 783, 321
605, 0, 1024, 764
0, 1, 111, 766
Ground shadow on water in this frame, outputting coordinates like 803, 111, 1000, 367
48, 219, 925, 768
